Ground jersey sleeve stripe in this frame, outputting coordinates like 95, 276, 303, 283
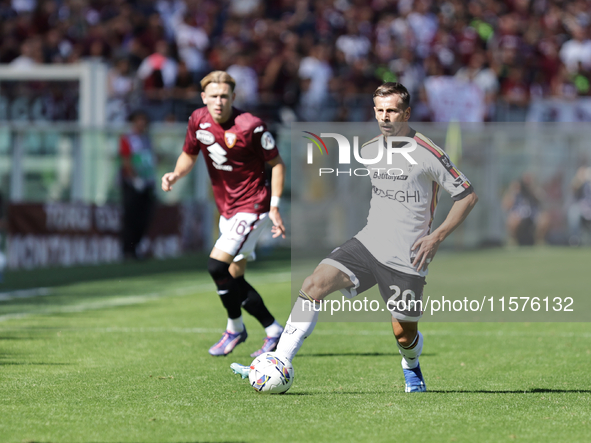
362, 134, 381, 148
415, 133, 468, 183
429, 181, 440, 228
415, 133, 445, 156
415, 137, 443, 157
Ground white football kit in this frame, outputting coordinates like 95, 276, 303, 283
354, 128, 473, 277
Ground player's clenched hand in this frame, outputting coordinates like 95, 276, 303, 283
269, 207, 286, 239
411, 234, 442, 271
161, 172, 179, 192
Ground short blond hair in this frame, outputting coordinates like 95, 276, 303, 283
200, 71, 236, 92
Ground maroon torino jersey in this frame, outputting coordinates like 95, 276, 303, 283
182, 107, 279, 218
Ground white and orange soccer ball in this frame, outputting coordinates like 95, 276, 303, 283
248, 352, 294, 394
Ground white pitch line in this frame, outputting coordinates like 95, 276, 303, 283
48, 327, 591, 339
0, 273, 292, 323
86, 327, 224, 334
0, 287, 52, 301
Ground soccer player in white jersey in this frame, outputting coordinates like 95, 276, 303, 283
231, 82, 478, 392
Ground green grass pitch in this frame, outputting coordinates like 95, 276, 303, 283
0, 248, 590, 442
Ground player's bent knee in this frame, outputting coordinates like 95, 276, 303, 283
207, 257, 231, 281
395, 329, 418, 346
396, 333, 415, 347
392, 320, 418, 343
301, 275, 324, 300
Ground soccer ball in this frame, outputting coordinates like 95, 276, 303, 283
248, 352, 294, 394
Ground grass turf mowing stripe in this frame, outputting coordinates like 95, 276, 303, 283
8, 326, 591, 340
0, 272, 291, 322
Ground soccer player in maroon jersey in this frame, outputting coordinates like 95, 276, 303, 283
162, 71, 286, 357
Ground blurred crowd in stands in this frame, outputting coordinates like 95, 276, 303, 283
1, 0, 591, 123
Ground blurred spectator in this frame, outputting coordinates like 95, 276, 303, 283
259, 38, 301, 116
502, 174, 550, 246
171, 60, 199, 120
107, 57, 137, 123
455, 52, 499, 119
499, 67, 530, 120
174, 12, 209, 79
43, 28, 71, 63
155, 0, 185, 41
137, 13, 166, 55
137, 39, 178, 89
298, 44, 332, 121
229, 0, 261, 17
124, 37, 148, 71
559, 25, 591, 74
9, 37, 42, 67
389, 49, 425, 101
407, 0, 438, 59
172, 60, 197, 97
550, 64, 578, 99
119, 110, 156, 260
137, 39, 177, 120
568, 165, 591, 246
11, 0, 34, 14
335, 21, 371, 64
227, 52, 259, 109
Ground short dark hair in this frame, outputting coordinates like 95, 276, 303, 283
373, 82, 411, 109
128, 109, 149, 123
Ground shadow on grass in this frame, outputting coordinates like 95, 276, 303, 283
284, 387, 591, 396
0, 336, 33, 340
429, 388, 591, 394
298, 352, 435, 357
0, 361, 70, 366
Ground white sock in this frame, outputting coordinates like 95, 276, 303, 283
275, 296, 319, 361
397, 331, 423, 369
264, 320, 283, 338
226, 316, 244, 333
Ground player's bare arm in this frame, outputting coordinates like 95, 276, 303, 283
161, 151, 198, 192
267, 155, 286, 239
412, 191, 479, 271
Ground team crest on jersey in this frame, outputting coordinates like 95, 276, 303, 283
225, 132, 237, 148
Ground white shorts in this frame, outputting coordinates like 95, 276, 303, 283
214, 212, 272, 262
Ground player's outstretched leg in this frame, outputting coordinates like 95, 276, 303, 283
231, 264, 350, 379
396, 330, 426, 392
275, 291, 320, 360
230, 291, 319, 379
235, 276, 284, 357
208, 257, 248, 356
